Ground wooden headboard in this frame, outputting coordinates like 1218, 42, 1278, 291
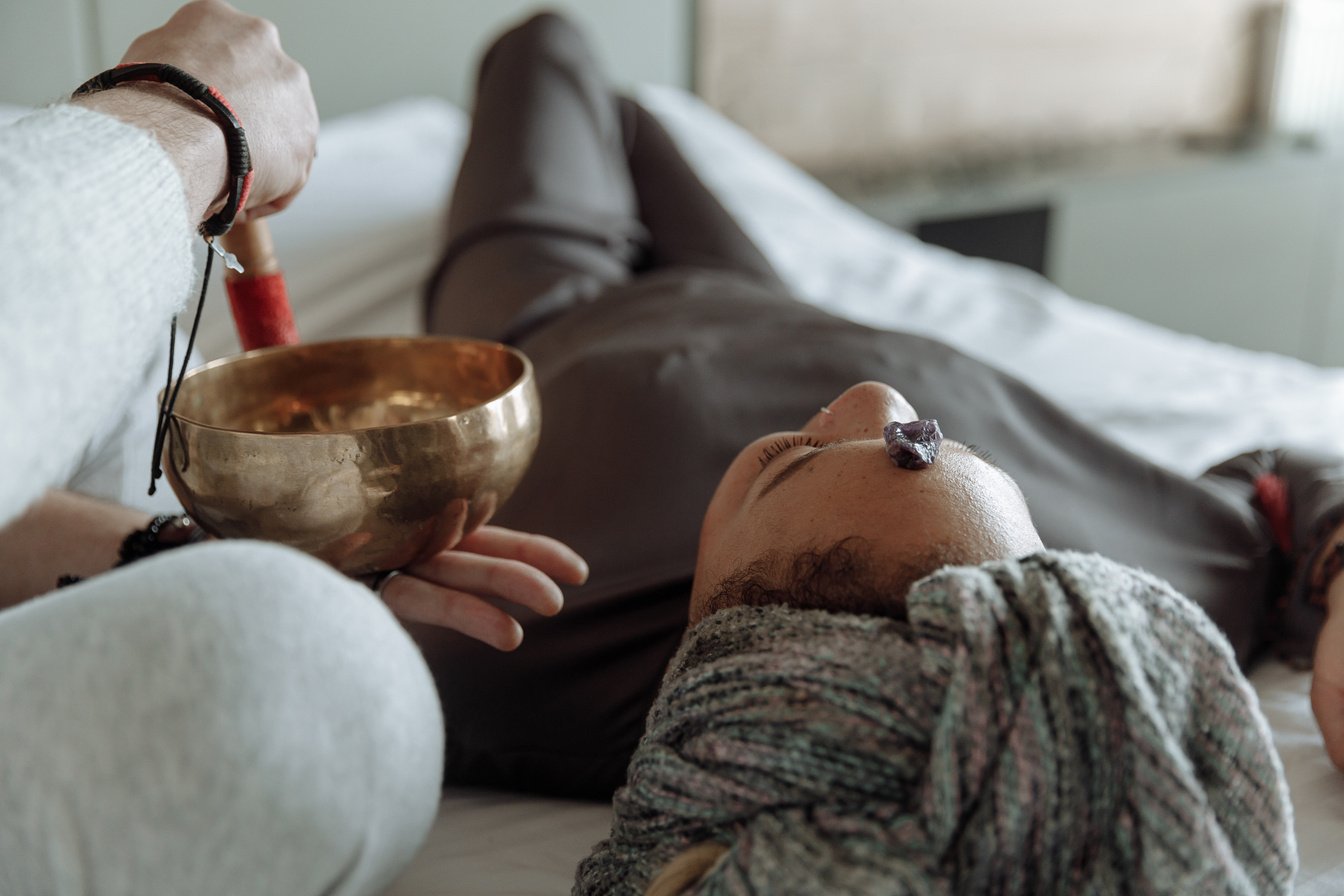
0, 0, 693, 116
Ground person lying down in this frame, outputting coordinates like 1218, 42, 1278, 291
415, 10, 1344, 833
408, 13, 1344, 889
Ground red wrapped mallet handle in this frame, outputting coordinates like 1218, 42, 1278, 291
219, 220, 299, 350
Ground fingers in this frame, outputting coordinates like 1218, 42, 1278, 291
380, 574, 524, 652
377, 527, 589, 652
406, 549, 567, 618
454, 526, 590, 586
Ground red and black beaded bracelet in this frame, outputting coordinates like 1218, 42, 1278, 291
72, 62, 253, 237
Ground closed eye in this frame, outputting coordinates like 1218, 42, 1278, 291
758, 435, 823, 469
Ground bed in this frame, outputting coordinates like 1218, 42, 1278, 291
244, 86, 1344, 896
10, 85, 1344, 893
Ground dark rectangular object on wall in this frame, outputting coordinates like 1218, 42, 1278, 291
915, 205, 1051, 275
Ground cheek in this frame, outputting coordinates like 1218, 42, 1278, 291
695, 444, 773, 603
691, 492, 738, 622
704, 435, 783, 524
698, 452, 751, 553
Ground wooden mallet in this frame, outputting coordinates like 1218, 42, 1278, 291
218, 219, 299, 351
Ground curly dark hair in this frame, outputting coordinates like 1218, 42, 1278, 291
698, 536, 974, 623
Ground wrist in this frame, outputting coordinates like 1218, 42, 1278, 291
72, 82, 228, 225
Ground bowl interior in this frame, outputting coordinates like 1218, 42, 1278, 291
173, 336, 526, 434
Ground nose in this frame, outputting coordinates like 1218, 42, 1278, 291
802, 381, 917, 439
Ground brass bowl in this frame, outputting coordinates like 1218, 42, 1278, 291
163, 336, 540, 576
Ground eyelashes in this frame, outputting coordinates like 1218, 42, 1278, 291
964, 442, 998, 465
758, 435, 824, 469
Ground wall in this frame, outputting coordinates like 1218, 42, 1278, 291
698, 0, 1269, 174
0, 0, 692, 117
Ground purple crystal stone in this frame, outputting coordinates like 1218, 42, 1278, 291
883, 419, 943, 470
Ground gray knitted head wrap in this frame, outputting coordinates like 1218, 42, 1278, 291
574, 551, 1295, 895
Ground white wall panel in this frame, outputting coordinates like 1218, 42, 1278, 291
699, 0, 1264, 173
1, 0, 691, 116
0, 0, 95, 106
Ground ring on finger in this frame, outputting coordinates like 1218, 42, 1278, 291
371, 569, 404, 597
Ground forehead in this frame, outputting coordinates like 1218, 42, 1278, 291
755, 440, 997, 505
747, 441, 1028, 548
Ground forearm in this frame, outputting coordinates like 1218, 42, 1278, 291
0, 491, 151, 610
72, 85, 226, 225
0, 2, 317, 525
0, 106, 195, 522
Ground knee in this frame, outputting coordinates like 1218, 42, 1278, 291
140, 541, 433, 699
482, 9, 591, 73
508, 9, 583, 46
132, 541, 446, 792
0, 541, 444, 894
177, 542, 446, 888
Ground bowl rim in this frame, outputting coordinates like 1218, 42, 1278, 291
164, 335, 535, 438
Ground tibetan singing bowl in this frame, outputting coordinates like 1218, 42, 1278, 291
163, 336, 540, 576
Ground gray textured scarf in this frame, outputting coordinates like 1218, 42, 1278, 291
575, 551, 1295, 895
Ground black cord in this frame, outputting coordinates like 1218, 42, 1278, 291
149, 246, 214, 494
72, 63, 252, 494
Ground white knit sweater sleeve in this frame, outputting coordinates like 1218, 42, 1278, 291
0, 104, 196, 526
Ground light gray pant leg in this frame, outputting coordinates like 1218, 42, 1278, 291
0, 540, 444, 896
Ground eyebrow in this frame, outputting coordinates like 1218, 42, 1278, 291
756, 443, 841, 500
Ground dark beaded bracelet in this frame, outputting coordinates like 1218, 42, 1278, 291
56, 514, 206, 590
116, 513, 207, 566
